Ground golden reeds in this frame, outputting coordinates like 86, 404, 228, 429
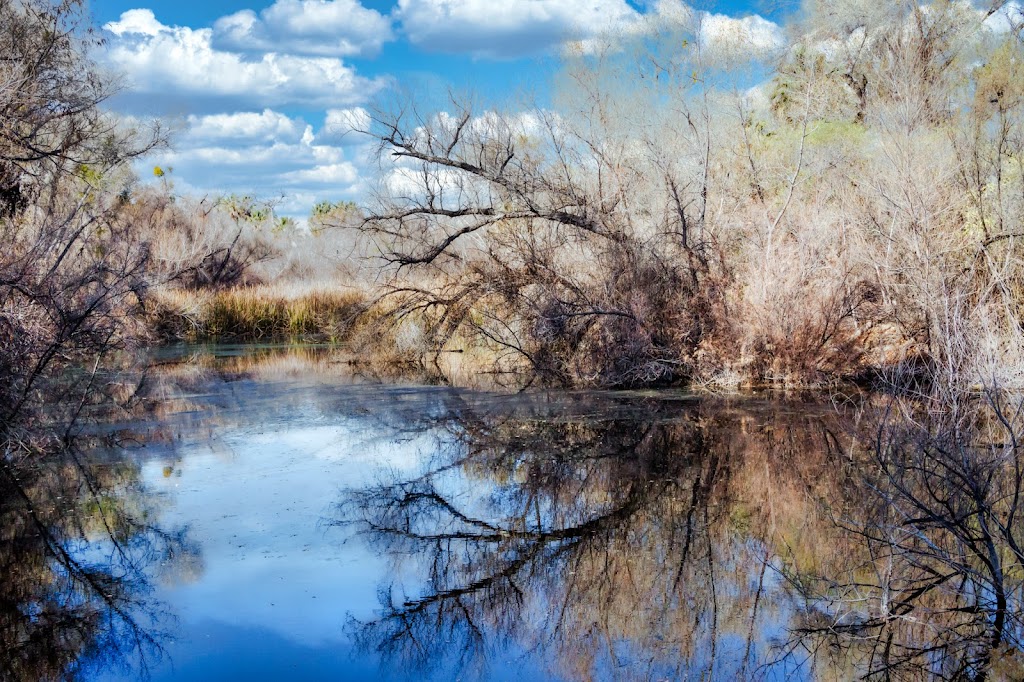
150, 284, 367, 342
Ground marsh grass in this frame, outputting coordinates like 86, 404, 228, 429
150, 284, 368, 342
150, 285, 509, 387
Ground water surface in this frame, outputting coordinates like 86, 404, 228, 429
4, 345, 1005, 681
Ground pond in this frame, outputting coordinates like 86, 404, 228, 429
2, 345, 1020, 681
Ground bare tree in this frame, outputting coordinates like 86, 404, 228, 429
350, 27, 734, 388
0, 0, 164, 441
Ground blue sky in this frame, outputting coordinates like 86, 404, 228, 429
91, 0, 789, 217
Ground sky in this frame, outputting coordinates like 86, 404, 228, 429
89, 0, 790, 218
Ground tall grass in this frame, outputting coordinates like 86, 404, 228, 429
150, 284, 367, 342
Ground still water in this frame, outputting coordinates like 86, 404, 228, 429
3, 345, 1017, 681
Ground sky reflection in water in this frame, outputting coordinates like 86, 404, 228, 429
98, 376, 557, 681
12, 346, 844, 681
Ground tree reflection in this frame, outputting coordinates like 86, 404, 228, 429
339, 394, 852, 681
785, 395, 1024, 681
0, 436, 200, 681
115, 345, 1024, 680
339, 389, 1024, 681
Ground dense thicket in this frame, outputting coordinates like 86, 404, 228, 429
0, 0, 164, 444
0, 1, 330, 446
352, 0, 1024, 393
3, 0, 1024, 402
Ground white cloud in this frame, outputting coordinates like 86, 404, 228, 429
163, 142, 334, 167
651, 0, 784, 58
983, 0, 1023, 33
105, 8, 164, 36
213, 0, 393, 57
187, 110, 310, 144
394, 0, 642, 58
318, 107, 373, 143
392, 0, 783, 60
700, 13, 784, 55
145, 109, 376, 216
103, 10, 387, 110
281, 162, 360, 185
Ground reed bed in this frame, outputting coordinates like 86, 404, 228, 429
150, 284, 368, 342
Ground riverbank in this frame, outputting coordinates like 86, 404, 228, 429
146, 287, 503, 388
146, 283, 926, 392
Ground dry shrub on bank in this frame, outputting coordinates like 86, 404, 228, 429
344, 2, 1024, 392
127, 187, 363, 291
127, 190, 274, 290
0, 0, 164, 438
127, 188, 375, 344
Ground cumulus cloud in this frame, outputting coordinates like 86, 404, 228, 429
105, 8, 164, 36
146, 109, 375, 216
212, 0, 393, 58
186, 109, 311, 144
103, 10, 387, 110
318, 107, 373, 143
280, 162, 360, 185
392, 0, 783, 60
394, 0, 642, 58
983, 0, 1023, 33
699, 12, 784, 55
651, 0, 784, 58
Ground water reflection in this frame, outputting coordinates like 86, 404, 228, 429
334, 383, 1024, 681
785, 400, 1024, 681
336, 391, 857, 681
0, 439, 199, 681
5, 345, 1023, 680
